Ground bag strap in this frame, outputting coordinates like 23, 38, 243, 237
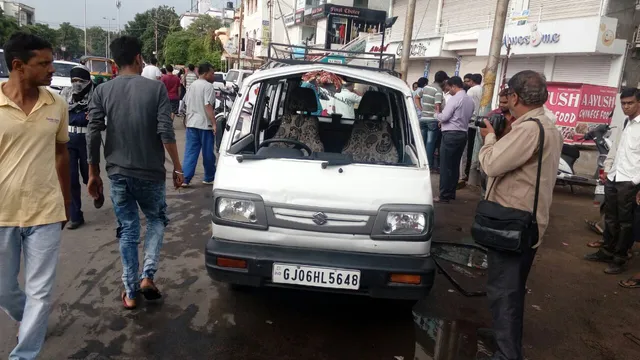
485, 117, 545, 222
528, 118, 545, 223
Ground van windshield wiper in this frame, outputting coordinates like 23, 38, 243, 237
235, 154, 267, 162
320, 159, 353, 169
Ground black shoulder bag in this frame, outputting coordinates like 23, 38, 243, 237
471, 118, 545, 253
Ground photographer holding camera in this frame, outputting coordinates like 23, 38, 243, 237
476, 70, 562, 360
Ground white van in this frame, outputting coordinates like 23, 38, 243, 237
206, 63, 435, 300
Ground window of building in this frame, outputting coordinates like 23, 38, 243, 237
354, 0, 368, 8
328, 17, 348, 46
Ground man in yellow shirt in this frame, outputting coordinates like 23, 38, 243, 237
0, 32, 71, 360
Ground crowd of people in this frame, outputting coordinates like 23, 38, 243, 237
0, 32, 221, 359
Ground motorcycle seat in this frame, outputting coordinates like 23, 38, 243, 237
562, 144, 580, 159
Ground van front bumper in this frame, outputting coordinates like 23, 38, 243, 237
205, 237, 435, 300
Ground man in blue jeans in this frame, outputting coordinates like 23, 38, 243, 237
0, 32, 71, 360
182, 62, 217, 187
87, 36, 184, 309
415, 73, 447, 171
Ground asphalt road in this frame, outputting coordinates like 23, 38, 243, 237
1, 125, 640, 360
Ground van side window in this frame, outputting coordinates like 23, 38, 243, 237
231, 82, 261, 144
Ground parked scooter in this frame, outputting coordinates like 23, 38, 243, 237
556, 124, 612, 189
215, 85, 238, 151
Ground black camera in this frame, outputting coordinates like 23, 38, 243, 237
474, 113, 507, 136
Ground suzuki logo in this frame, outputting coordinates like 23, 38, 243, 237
312, 212, 328, 225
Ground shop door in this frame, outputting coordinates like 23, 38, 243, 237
504, 57, 546, 81
552, 56, 613, 87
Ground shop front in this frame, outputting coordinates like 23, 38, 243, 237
308, 4, 386, 50
476, 16, 626, 91
366, 36, 457, 84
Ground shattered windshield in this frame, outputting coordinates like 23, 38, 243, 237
299, 70, 371, 120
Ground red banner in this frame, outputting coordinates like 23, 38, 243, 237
545, 82, 617, 143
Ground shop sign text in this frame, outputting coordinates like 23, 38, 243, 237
396, 42, 430, 57
503, 32, 560, 47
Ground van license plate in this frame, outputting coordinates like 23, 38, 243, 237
272, 263, 361, 290
595, 185, 605, 195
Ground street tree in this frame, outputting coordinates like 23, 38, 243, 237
164, 30, 193, 65
0, 9, 18, 46
21, 23, 58, 48
57, 22, 83, 59
187, 15, 222, 38
124, 5, 180, 64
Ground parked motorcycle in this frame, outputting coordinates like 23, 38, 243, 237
556, 124, 612, 189
215, 85, 238, 152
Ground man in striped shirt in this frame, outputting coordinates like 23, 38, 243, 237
414, 76, 444, 171
184, 64, 198, 90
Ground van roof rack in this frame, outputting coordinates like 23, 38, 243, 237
265, 43, 399, 77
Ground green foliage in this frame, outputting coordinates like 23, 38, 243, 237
0, 12, 19, 46
187, 15, 222, 38
124, 5, 179, 64
186, 36, 223, 71
57, 22, 84, 58
163, 31, 193, 65
21, 23, 58, 48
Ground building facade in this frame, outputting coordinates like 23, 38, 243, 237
371, 0, 626, 98
1, 1, 35, 26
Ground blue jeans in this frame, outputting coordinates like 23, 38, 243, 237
420, 121, 441, 169
0, 223, 62, 360
184, 127, 216, 184
109, 174, 168, 299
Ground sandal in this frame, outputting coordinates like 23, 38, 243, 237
584, 220, 603, 236
121, 291, 137, 310
140, 286, 162, 301
619, 278, 640, 289
587, 240, 603, 248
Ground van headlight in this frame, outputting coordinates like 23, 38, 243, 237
383, 212, 426, 235
371, 205, 433, 240
212, 190, 267, 230
217, 198, 257, 223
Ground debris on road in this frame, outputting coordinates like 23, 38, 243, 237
266, 320, 273, 325
532, 305, 542, 311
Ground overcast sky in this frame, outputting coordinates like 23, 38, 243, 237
23, 0, 226, 30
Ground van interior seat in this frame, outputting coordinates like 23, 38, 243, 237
269, 87, 324, 153
341, 91, 399, 164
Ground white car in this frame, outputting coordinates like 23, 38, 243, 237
225, 69, 252, 90
49, 60, 81, 93
206, 63, 435, 300
0, 49, 8, 84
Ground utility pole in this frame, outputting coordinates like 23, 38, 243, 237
275, 0, 291, 45
84, 0, 87, 55
103, 17, 115, 58
268, 0, 273, 46
155, 8, 159, 59
399, 0, 417, 81
116, 0, 122, 34
237, 2, 243, 69
468, 0, 510, 187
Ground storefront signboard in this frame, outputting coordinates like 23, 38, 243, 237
476, 17, 624, 56
370, 38, 443, 59
310, 4, 386, 23
284, 13, 295, 27
295, 0, 305, 24
546, 82, 617, 144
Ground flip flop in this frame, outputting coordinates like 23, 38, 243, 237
140, 286, 162, 301
121, 291, 137, 310
587, 240, 603, 248
619, 278, 640, 289
584, 220, 603, 236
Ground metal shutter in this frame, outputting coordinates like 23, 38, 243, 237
552, 56, 613, 86
504, 57, 546, 80
407, 61, 426, 84
440, 0, 515, 33
390, 0, 439, 43
527, 0, 601, 23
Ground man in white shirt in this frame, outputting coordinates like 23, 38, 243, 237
585, 88, 640, 274
141, 57, 162, 80
459, 73, 483, 185
182, 63, 217, 187
333, 83, 362, 119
